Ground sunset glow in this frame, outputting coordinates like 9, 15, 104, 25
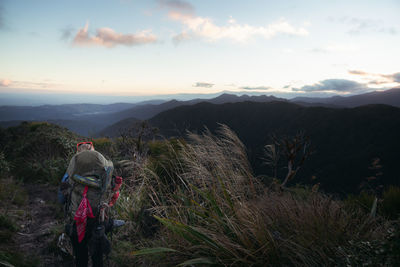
0, 0, 399, 102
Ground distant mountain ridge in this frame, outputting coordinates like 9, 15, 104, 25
291, 88, 400, 107
1, 88, 400, 136
94, 93, 285, 121
94, 94, 285, 136
0, 93, 284, 136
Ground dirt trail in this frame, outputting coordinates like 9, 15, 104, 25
12, 184, 72, 266
3, 182, 122, 267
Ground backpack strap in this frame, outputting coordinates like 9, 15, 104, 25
96, 166, 114, 223
64, 156, 77, 219
64, 180, 76, 219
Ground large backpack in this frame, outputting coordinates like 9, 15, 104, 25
65, 150, 114, 220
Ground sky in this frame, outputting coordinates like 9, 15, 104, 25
0, 0, 399, 104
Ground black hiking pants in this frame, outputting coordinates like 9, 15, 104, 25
71, 219, 103, 267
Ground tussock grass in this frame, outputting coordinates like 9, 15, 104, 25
117, 125, 397, 266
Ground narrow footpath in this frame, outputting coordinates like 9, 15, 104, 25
12, 183, 71, 266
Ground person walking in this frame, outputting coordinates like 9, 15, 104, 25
58, 142, 121, 267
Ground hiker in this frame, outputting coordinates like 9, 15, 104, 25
58, 141, 122, 267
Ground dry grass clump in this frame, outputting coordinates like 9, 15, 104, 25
125, 125, 395, 266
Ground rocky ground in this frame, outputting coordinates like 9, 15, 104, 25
0, 182, 72, 267
14, 184, 72, 266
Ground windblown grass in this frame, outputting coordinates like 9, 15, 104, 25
119, 125, 398, 266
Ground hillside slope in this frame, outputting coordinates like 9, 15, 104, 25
149, 101, 400, 193
98, 117, 141, 137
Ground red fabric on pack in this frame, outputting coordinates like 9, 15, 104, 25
74, 186, 95, 243
113, 176, 123, 192
108, 191, 120, 207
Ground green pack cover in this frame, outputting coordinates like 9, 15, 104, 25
66, 150, 113, 218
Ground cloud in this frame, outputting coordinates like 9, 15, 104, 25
349, 70, 400, 84
346, 17, 397, 35
390, 73, 400, 83
332, 17, 397, 35
72, 22, 157, 48
348, 70, 369, 75
172, 31, 191, 44
240, 86, 271, 91
293, 79, 367, 93
158, 0, 194, 14
193, 82, 214, 88
0, 79, 11, 87
311, 44, 358, 53
168, 11, 308, 43
380, 72, 400, 83
0, 79, 59, 89
60, 25, 75, 41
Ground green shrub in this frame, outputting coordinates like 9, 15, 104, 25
381, 186, 400, 219
344, 192, 375, 214
13, 158, 68, 184
0, 250, 39, 267
2, 122, 77, 184
28, 121, 50, 131
0, 151, 10, 177
0, 214, 18, 232
0, 214, 18, 244
344, 187, 400, 219
0, 178, 28, 206
93, 137, 116, 159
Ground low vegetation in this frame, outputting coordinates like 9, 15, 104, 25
0, 122, 78, 184
111, 125, 400, 266
1, 121, 399, 266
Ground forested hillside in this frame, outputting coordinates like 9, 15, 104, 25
149, 101, 400, 193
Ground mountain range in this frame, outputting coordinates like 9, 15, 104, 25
0, 93, 284, 135
1, 88, 399, 137
1, 88, 400, 193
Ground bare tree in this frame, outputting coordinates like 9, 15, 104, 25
268, 132, 313, 189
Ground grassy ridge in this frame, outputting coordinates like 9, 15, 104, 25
1, 122, 399, 266
113, 125, 400, 266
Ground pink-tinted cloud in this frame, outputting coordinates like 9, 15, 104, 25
348, 70, 369, 75
382, 72, 400, 83
0, 79, 59, 90
0, 79, 11, 87
168, 11, 309, 43
72, 23, 157, 48
349, 70, 400, 84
